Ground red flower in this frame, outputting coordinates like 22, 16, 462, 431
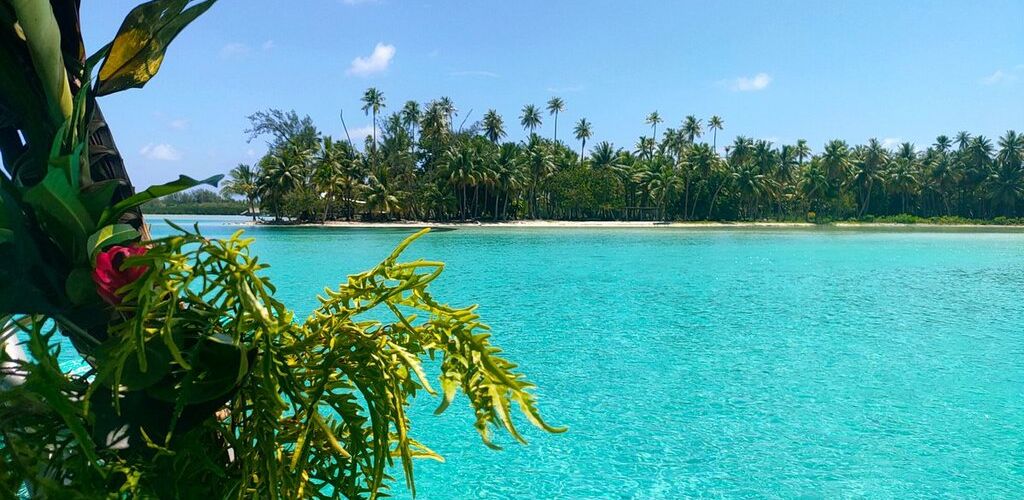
92, 245, 149, 305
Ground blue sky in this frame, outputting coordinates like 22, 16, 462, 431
82, 0, 1023, 188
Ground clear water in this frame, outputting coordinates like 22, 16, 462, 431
134, 217, 1024, 496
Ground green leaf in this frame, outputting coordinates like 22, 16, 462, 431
95, 0, 217, 96
79, 179, 120, 221
65, 266, 97, 305
0, 178, 64, 313
99, 174, 221, 226
22, 169, 94, 262
9, 0, 73, 121
87, 224, 139, 259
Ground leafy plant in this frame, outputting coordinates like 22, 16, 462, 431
0, 1, 562, 498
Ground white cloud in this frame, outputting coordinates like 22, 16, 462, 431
450, 70, 499, 78
881, 138, 902, 149
981, 69, 1017, 85
261, 40, 276, 51
140, 143, 182, 161
347, 43, 395, 77
168, 118, 189, 130
219, 42, 250, 59
245, 148, 258, 158
347, 125, 375, 141
730, 73, 772, 92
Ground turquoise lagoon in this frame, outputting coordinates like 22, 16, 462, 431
144, 216, 1024, 498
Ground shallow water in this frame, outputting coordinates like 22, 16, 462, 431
131, 217, 1024, 496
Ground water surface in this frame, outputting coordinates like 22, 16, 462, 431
145, 216, 1024, 498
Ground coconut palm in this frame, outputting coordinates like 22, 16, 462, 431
520, 104, 543, 136
682, 115, 703, 143
523, 136, 554, 218
401, 100, 421, 143
638, 157, 680, 220
546, 97, 565, 142
222, 163, 259, 220
888, 156, 921, 214
794, 139, 811, 165
849, 138, 887, 217
361, 87, 386, 156
573, 118, 593, 168
708, 115, 724, 151
436, 96, 457, 128
645, 111, 663, 139
259, 142, 311, 220
482, 109, 506, 143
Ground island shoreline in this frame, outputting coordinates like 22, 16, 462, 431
222, 219, 1024, 231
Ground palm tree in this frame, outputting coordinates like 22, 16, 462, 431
682, 115, 703, 143
258, 142, 311, 220
313, 136, 347, 222
443, 143, 477, 220
546, 97, 565, 142
849, 138, 887, 217
523, 136, 554, 218
520, 104, 542, 136
401, 100, 421, 143
638, 157, 680, 221
482, 109, 506, 143
222, 163, 259, 220
645, 111, 663, 139
365, 174, 400, 220
361, 87, 386, 166
888, 156, 921, 214
437, 96, 457, 129
708, 115, 724, 152
573, 118, 593, 168
794, 139, 811, 165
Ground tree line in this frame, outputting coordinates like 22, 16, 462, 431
221, 88, 1023, 223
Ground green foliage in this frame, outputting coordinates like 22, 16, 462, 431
239, 94, 1023, 224
2, 227, 562, 498
96, 0, 216, 96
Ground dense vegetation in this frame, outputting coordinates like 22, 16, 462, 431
228, 89, 1022, 223
143, 188, 247, 215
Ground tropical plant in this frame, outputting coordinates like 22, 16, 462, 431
546, 97, 565, 143
0, 2, 562, 498
519, 104, 542, 136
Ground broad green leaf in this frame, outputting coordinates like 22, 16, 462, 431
22, 169, 95, 262
95, 0, 216, 96
87, 224, 139, 259
79, 179, 120, 220
9, 0, 72, 121
0, 178, 63, 313
99, 174, 222, 226
65, 266, 97, 305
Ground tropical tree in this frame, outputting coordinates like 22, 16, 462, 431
546, 97, 565, 142
520, 104, 543, 136
646, 111, 663, 139
482, 109, 507, 143
708, 115, 724, 151
573, 118, 593, 168
361, 87, 386, 156
682, 115, 703, 143
222, 163, 260, 220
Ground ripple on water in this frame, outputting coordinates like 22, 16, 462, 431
109, 219, 1024, 498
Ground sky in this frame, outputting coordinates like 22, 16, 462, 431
81, 0, 1023, 188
